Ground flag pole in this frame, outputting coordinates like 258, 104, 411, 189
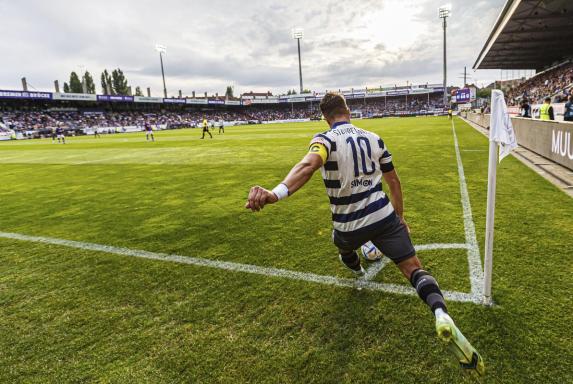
483, 137, 498, 305
483, 89, 517, 306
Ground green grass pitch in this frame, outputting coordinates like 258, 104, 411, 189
0, 117, 571, 383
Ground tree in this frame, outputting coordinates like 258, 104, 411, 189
84, 71, 96, 94
111, 68, 129, 95
100, 70, 114, 95
302, 88, 311, 94
69, 71, 83, 93
477, 88, 492, 99
135, 86, 143, 96
63, 82, 70, 93
225, 85, 234, 98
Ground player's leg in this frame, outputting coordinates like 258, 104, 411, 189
151, 133, 155, 142
208, 130, 213, 138
62, 135, 65, 144
399, 258, 484, 376
371, 216, 484, 376
201, 129, 205, 139
338, 249, 365, 276
333, 231, 365, 276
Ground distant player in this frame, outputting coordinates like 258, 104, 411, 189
245, 93, 484, 376
145, 123, 155, 142
201, 118, 213, 139
448, 108, 453, 119
94, 129, 101, 138
218, 119, 224, 134
55, 126, 65, 144
51, 127, 56, 143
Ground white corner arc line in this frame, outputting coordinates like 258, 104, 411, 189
363, 257, 392, 280
451, 119, 484, 297
362, 243, 468, 281
0, 231, 483, 305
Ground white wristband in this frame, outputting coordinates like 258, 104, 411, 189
272, 183, 289, 200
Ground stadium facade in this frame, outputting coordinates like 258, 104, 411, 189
0, 84, 446, 107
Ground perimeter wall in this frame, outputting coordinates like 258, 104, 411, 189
463, 112, 573, 170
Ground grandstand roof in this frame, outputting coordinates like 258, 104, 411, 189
474, 0, 573, 70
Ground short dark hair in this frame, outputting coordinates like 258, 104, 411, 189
545, 97, 551, 103
320, 93, 350, 120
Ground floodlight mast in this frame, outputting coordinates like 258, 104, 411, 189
292, 28, 304, 94
439, 5, 451, 108
155, 44, 168, 98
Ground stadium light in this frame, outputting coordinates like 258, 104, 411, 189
292, 28, 304, 94
155, 44, 168, 98
439, 5, 451, 107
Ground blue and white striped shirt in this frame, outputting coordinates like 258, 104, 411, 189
310, 121, 395, 234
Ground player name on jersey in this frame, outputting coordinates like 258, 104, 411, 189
310, 121, 396, 234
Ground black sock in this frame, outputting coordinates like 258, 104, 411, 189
410, 269, 448, 314
340, 251, 361, 271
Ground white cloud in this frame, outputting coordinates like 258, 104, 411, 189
0, 0, 506, 95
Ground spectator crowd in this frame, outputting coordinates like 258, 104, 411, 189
0, 94, 446, 134
506, 61, 573, 105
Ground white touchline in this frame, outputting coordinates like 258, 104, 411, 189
0, 231, 483, 305
451, 119, 485, 297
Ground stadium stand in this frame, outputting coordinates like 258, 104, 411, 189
0, 88, 445, 138
474, 0, 573, 71
506, 61, 573, 105
474, 0, 573, 115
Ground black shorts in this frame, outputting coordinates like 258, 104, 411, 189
332, 214, 416, 264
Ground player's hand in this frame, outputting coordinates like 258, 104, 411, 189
245, 186, 278, 212
399, 216, 411, 234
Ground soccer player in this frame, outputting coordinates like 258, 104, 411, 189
145, 123, 155, 142
55, 125, 65, 144
201, 117, 213, 139
245, 93, 484, 376
218, 119, 225, 134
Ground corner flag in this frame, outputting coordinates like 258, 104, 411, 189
490, 90, 518, 161
483, 90, 518, 304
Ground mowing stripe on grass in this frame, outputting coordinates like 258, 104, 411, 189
451, 119, 484, 297
0, 231, 482, 304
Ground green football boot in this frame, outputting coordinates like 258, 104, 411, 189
436, 312, 485, 377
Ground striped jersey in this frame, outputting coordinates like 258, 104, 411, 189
310, 121, 395, 234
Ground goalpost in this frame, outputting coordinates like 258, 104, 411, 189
350, 110, 363, 119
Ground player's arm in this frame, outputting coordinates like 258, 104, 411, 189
382, 169, 409, 233
245, 144, 326, 212
379, 142, 410, 232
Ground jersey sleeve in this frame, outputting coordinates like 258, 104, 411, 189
308, 142, 328, 164
310, 133, 333, 153
378, 138, 394, 173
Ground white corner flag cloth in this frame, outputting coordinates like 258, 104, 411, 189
490, 90, 518, 162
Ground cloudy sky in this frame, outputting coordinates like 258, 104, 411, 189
0, 0, 509, 96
